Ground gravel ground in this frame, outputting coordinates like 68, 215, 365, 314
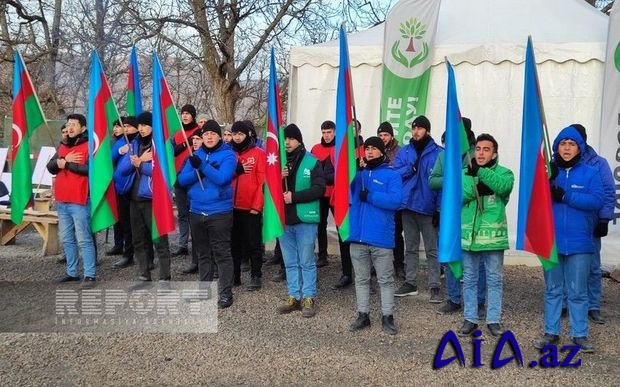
0, 229, 618, 386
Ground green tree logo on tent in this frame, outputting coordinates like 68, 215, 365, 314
391, 17, 429, 69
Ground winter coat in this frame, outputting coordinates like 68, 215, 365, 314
46, 132, 89, 205
283, 146, 325, 225
232, 144, 266, 212
310, 141, 335, 198
117, 138, 153, 200
581, 144, 614, 222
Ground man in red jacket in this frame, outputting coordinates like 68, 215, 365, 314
171, 104, 201, 272
230, 121, 266, 290
46, 114, 97, 288
311, 120, 352, 289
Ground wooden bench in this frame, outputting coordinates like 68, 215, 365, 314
0, 208, 60, 256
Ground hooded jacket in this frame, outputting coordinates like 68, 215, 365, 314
117, 137, 154, 200
580, 143, 614, 222
232, 142, 266, 212
550, 126, 604, 255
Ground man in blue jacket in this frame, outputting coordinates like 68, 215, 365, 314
533, 125, 604, 353
179, 120, 237, 309
393, 116, 442, 303
568, 124, 614, 325
348, 137, 402, 335
117, 112, 171, 286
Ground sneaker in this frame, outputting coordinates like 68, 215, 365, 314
381, 315, 397, 335
349, 312, 371, 332
301, 298, 316, 318
457, 320, 478, 337
487, 323, 504, 337
247, 276, 262, 291
394, 283, 418, 297
429, 287, 442, 304
572, 337, 595, 353
532, 333, 560, 349
217, 295, 234, 309
112, 256, 134, 269
588, 310, 605, 324
437, 300, 461, 315
57, 275, 80, 283
277, 296, 301, 314
81, 277, 96, 289
129, 276, 152, 290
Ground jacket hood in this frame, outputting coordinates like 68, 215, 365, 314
552, 125, 586, 155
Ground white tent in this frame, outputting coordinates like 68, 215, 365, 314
288, 0, 617, 265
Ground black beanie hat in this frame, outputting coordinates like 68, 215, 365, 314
113, 116, 126, 127
202, 119, 222, 136
571, 124, 587, 143
231, 121, 250, 136
377, 121, 394, 137
181, 104, 197, 119
193, 127, 206, 138
124, 116, 139, 129
412, 115, 431, 131
284, 124, 303, 143
137, 111, 152, 127
364, 136, 385, 155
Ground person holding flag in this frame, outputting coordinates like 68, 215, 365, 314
179, 120, 237, 309
46, 114, 97, 288
533, 125, 604, 353
276, 124, 325, 318
117, 111, 172, 287
457, 134, 514, 337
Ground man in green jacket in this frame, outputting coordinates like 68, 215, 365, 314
457, 133, 514, 337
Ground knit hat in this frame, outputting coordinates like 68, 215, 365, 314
192, 127, 205, 138
377, 121, 394, 137
364, 136, 385, 155
202, 119, 222, 136
284, 124, 303, 143
231, 121, 250, 136
181, 104, 197, 119
196, 113, 209, 123
571, 124, 587, 143
113, 116, 126, 127
137, 111, 152, 127
412, 115, 431, 131
124, 116, 139, 129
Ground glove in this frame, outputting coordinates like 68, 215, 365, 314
173, 142, 187, 156
359, 189, 369, 202
235, 161, 245, 174
189, 154, 201, 169
465, 160, 480, 176
550, 185, 565, 203
432, 211, 440, 228
476, 182, 494, 196
594, 221, 609, 238
549, 161, 559, 180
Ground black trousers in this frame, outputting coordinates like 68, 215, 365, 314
113, 193, 133, 256
190, 212, 234, 298
130, 200, 170, 280
394, 210, 404, 267
232, 209, 263, 280
317, 197, 351, 277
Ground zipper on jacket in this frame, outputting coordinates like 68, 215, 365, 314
359, 169, 371, 243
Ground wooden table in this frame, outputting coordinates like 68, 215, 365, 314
0, 208, 59, 256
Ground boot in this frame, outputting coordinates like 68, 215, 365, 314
349, 312, 371, 332
381, 315, 397, 335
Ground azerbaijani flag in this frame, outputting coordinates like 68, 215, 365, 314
87, 51, 119, 233
126, 44, 143, 116
516, 37, 558, 271
438, 60, 467, 279
151, 53, 182, 240
262, 48, 286, 243
10, 51, 46, 225
334, 25, 357, 242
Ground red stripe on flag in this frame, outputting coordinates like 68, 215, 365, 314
524, 151, 555, 258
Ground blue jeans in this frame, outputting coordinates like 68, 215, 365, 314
544, 253, 590, 338
279, 223, 318, 299
462, 250, 504, 324
588, 238, 602, 311
57, 202, 96, 278
446, 261, 486, 305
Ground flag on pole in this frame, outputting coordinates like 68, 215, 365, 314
380, 0, 442, 143
334, 25, 357, 242
516, 37, 558, 270
151, 53, 183, 240
438, 60, 466, 279
87, 51, 120, 233
262, 48, 286, 243
10, 51, 46, 225
126, 44, 143, 116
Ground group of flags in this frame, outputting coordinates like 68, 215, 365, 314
9, 34, 558, 271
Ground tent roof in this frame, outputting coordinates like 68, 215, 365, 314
291, 0, 608, 67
